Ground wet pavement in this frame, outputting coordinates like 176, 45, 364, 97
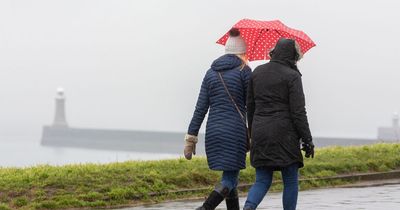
126, 183, 400, 210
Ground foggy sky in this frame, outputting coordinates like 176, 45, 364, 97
1, 0, 399, 139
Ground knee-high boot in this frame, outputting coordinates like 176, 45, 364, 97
195, 185, 229, 210
225, 188, 240, 210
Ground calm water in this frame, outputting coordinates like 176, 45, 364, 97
0, 136, 180, 167
127, 184, 400, 210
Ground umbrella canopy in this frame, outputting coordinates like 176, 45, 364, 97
217, 19, 316, 61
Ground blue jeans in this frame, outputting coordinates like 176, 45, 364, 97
244, 164, 299, 210
219, 170, 240, 192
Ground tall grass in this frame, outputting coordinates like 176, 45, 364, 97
0, 143, 399, 209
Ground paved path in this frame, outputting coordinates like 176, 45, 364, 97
126, 182, 400, 210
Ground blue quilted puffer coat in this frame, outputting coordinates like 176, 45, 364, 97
188, 54, 251, 171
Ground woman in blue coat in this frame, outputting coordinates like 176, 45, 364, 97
184, 29, 251, 210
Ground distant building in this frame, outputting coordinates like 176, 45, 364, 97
53, 87, 68, 127
377, 113, 400, 141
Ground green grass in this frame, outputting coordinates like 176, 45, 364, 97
0, 143, 399, 209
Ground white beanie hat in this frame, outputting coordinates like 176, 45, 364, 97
225, 28, 247, 55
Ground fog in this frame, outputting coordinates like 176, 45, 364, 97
1, 0, 399, 139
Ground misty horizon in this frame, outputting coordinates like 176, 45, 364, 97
1, 0, 400, 139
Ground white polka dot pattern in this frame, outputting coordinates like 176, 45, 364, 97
216, 19, 316, 61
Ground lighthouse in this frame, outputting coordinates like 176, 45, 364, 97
393, 112, 399, 128
53, 87, 68, 127
377, 112, 400, 141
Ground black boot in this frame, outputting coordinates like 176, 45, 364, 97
226, 188, 239, 210
196, 185, 229, 210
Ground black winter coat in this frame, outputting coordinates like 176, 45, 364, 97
247, 39, 312, 169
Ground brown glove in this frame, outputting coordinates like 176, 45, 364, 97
184, 134, 198, 160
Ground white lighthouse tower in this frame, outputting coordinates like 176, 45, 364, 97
393, 112, 399, 128
53, 87, 68, 127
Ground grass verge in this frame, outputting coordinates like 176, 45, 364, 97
0, 143, 399, 209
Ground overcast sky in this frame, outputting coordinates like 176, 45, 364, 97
1, 0, 399, 139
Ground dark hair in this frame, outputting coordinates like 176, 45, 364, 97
229, 28, 240, 37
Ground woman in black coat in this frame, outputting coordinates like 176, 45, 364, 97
243, 38, 314, 210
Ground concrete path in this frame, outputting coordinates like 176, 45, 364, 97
125, 180, 400, 210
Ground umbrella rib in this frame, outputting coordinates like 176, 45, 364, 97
274, 29, 283, 37
250, 29, 266, 59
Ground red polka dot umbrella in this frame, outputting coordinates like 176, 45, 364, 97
217, 19, 316, 61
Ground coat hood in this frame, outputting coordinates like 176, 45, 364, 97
270, 38, 301, 75
211, 54, 243, 71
